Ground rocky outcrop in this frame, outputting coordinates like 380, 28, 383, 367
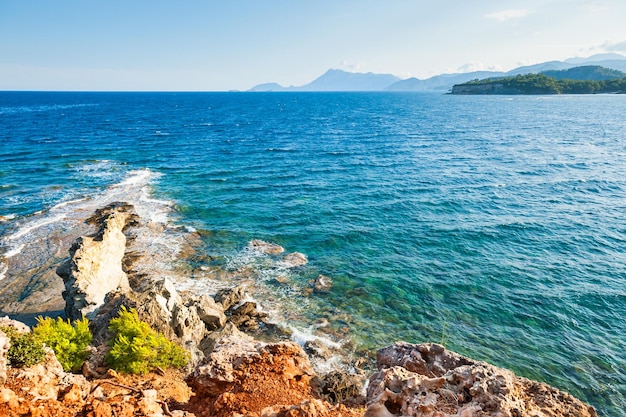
0, 330, 8, 385
364, 342, 597, 417
215, 286, 270, 333
12, 348, 90, 402
87, 278, 228, 368
57, 202, 136, 320
188, 335, 317, 417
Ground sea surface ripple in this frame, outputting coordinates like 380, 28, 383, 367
1, 91, 625, 416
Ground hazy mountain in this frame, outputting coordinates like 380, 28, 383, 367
386, 71, 505, 91
296, 69, 401, 91
249, 53, 626, 92
564, 53, 626, 64
248, 82, 288, 92
542, 65, 625, 81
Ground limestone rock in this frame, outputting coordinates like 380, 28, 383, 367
188, 336, 315, 416
365, 342, 597, 417
214, 286, 246, 311
15, 348, 90, 401
57, 202, 135, 320
90, 278, 227, 367
248, 239, 285, 255
195, 294, 227, 331
281, 252, 308, 268
199, 322, 248, 357
0, 330, 9, 385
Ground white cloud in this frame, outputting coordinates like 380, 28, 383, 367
337, 60, 362, 73
485, 9, 529, 22
602, 40, 626, 52
457, 61, 503, 73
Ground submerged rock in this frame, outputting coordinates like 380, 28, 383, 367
57, 202, 136, 320
281, 252, 308, 268
248, 239, 285, 256
365, 342, 597, 417
314, 274, 333, 293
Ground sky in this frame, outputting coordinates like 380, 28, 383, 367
1, 0, 625, 91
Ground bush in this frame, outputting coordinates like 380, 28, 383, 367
1, 326, 47, 368
32, 316, 93, 373
106, 307, 189, 375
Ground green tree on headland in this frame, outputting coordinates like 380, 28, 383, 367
453, 66, 626, 94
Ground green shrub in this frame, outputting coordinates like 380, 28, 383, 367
32, 316, 93, 373
1, 326, 47, 368
106, 306, 189, 375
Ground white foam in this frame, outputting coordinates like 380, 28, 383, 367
3, 243, 25, 259
289, 326, 342, 350
0, 214, 17, 222
0, 262, 7, 281
7, 213, 67, 241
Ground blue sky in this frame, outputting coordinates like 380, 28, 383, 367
1, 0, 625, 91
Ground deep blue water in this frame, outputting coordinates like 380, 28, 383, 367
1, 91, 625, 415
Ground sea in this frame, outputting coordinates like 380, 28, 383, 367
1, 91, 625, 416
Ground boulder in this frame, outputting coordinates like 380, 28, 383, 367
365, 342, 597, 417
313, 275, 333, 293
248, 239, 285, 255
57, 202, 135, 320
214, 286, 246, 311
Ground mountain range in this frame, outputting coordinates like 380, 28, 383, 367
249, 53, 626, 92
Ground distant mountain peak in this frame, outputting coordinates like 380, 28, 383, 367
249, 54, 626, 92
565, 52, 626, 64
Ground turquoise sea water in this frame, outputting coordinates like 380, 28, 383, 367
1, 91, 625, 415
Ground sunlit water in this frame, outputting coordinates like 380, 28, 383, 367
1, 91, 625, 416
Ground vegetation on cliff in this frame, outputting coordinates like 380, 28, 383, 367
1, 326, 46, 368
33, 317, 92, 372
106, 306, 190, 375
452, 65, 626, 94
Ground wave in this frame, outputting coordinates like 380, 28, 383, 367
0, 103, 98, 115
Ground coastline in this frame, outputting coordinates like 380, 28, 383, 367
0, 200, 599, 416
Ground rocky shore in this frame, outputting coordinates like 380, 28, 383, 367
0, 203, 598, 416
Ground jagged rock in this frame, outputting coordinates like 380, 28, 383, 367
90, 278, 227, 367
82, 345, 110, 379
313, 275, 333, 293
188, 336, 315, 416
364, 342, 597, 417
15, 347, 90, 401
248, 239, 285, 255
199, 322, 249, 357
281, 252, 308, 268
57, 202, 135, 320
0, 330, 9, 385
214, 286, 246, 311
303, 340, 333, 361
321, 371, 363, 404
195, 294, 227, 331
